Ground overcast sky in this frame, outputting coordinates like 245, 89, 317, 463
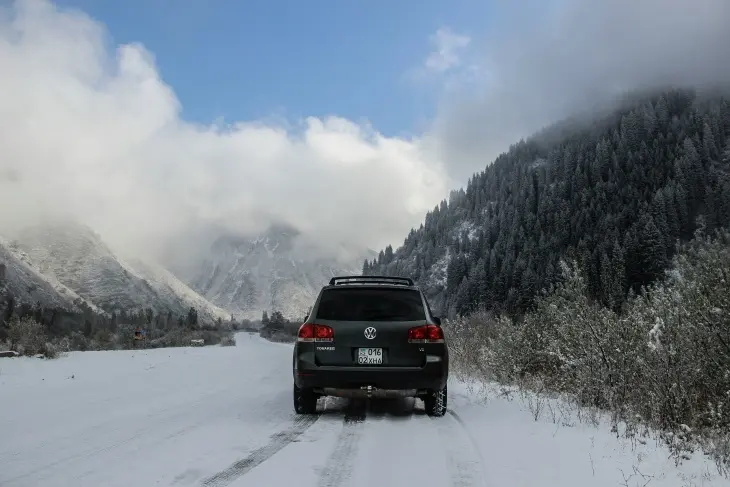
434, 0, 730, 182
1, 0, 729, 263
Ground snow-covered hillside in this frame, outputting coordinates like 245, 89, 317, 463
123, 258, 231, 322
2, 220, 370, 323
1, 333, 727, 487
175, 224, 372, 320
0, 237, 95, 311
11, 222, 226, 322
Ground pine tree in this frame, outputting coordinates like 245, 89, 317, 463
610, 240, 626, 311
364, 90, 730, 317
600, 250, 613, 306
703, 121, 718, 162
453, 277, 470, 315
384, 245, 394, 264
186, 307, 198, 327
84, 319, 93, 337
632, 214, 667, 290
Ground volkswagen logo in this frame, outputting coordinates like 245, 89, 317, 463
364, 326, 377, 339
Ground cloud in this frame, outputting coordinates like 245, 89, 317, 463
6, 0, 727, 266
431, 0, 730, 185
424, 27, 471, 74
0, 0, 452, 263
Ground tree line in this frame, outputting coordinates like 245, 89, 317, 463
258, 309, 306, 341
365, 88, 730, 319
0, 282, 233, 354
446, 226, 730, 471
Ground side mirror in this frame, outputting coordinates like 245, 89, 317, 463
433, 316, 441, 326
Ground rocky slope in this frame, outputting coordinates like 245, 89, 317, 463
8, 222, 229, 322
0, 236, 95, 311
174, 224, 374, 321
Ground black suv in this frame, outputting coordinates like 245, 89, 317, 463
292, 275, 449, 417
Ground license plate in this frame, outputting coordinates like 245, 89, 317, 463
357, 348, 383, 365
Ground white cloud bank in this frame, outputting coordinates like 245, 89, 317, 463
0, 0, 452, 263
432, 0, 730, 183
3, 0, 730, 265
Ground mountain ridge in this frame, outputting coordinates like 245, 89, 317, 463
0, 236, 98, 312
0, 222, 228, 323
172, 223, 376, 321
365, 88, 730, 318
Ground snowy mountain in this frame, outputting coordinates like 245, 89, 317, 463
10, 222, 229, 322
173, 224, 374, 321
0, 237, 96, 311
365, 90, 730, 318
125, 258, 230, 321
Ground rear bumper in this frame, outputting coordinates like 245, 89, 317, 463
294, 361, 448, 395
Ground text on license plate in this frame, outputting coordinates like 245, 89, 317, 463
357, 348, 383, 364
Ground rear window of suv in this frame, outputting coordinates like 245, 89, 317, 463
315, 287, 426, 322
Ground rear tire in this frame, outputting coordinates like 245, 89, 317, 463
424, 384, 447, 417
293, 384, 318, 414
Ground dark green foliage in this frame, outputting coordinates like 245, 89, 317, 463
0, 282, 229, 351
186, 307, 198, 327
366, 88, 730, 318
258, 308, 301, 342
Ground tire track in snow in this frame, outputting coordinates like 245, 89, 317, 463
200, 414, 320, 487
316, 399, 368, 487
431, 409, 492, 487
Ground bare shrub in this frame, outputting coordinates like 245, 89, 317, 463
7, 316, 47, 356
144, 328, 235, 348
113, 324, 138, 349
447, 229, 730, 471
54, 336, 72, 353
39, 341, 60, 359
150, 327, 186, 348
519, 387, 548, 421
260, 327, 297, 343
220, 334, 236, 347
623, 229, 730, 472
443, 308, 519, 383
67, 331, 91, 351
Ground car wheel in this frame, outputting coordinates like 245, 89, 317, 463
293, 383, 318, 414
424, 384, 447, 417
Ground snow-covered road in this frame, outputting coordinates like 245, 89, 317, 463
1, 333, 727, 487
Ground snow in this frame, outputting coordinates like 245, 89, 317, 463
7, 222, 224, 321
1, 333, 728, 487
0, 236, 96, 311
431, 249, 450, 287
127, 258, 231, 321
179, 226, 363, 321
531, 157, 548, 168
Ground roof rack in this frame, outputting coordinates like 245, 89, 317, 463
329, 275, 414, 287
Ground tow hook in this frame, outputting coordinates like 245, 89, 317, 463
361, 385, 374, 398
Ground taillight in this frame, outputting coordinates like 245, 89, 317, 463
407, 324, 444, 343
297, 323, 334, 342
298, 323, 315, 340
